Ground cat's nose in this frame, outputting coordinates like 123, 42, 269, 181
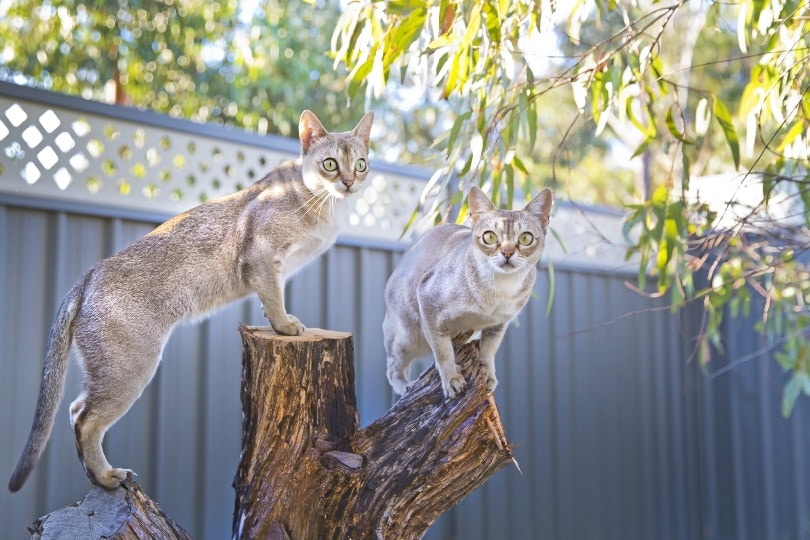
501, 246, 515, 259
341, 178, 354, 190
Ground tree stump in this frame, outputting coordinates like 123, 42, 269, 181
233, 327, 515, 540
27, 477, 190, 539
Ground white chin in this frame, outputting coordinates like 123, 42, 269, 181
492, 261, 519, 274
327, 185, 355, 199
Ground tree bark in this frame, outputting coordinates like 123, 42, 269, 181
233, 327, 515, 540
27, 477, 190, 539
26, 327, 515, 539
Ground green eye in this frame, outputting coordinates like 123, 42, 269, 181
518, 232, 534, 246
355, 158, 367, 172
322, 158, 338, 172
482, 231, 498, 245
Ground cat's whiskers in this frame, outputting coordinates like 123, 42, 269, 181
297, 188, 331, 219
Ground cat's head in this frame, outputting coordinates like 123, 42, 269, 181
299, 110, 374, 200
468, 186, 553, 275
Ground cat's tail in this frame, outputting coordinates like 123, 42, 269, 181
8, 273, 88, 492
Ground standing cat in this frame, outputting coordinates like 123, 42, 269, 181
8, 110, 374, 492
383, 186, 552, 398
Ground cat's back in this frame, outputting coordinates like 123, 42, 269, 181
394, 224, 468, 281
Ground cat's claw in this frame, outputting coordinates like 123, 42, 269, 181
444, 373, 467, 399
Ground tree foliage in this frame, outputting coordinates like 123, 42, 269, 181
332, 0, 810, 414
0, 0, 366, 136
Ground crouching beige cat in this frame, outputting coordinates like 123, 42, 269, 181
383, 186, 553, 398
8, 110, 374, 492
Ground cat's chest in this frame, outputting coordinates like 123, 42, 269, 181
457, 295, 526, 328
443, 275, 533, 331
281, 216, 339, 278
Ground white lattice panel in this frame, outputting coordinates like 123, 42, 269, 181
0, 92, 433, 243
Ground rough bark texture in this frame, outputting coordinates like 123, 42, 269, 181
28, 477, 190, 539
25, 327, 514, 539
233, 327, 515, 540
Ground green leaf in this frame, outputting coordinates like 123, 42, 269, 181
399, 207, 420, 238
631, 136, 653, 159
512, 155, 529, 174
712, 96, 740, 169
505, 165, 515, 208
447, 111, 472, 156
549, 226, 567, 254
782, 373, 804, 417
383, 7, 426, 68
527, 100, 538, 149
545, 257, 556, 316
682, 152, 691, 192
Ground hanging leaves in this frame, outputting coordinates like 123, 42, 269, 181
332, 1, 810, 413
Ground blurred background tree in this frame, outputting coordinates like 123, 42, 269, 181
0, 0, 637, 204
0, 0, 367, 136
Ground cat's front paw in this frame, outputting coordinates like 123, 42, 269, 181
272, 315, 305, 336
443, 373, 467, 399
480, 366, 498, 393
95, 467, 135, 490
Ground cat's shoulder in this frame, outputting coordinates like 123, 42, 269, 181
421, 222, 468, 241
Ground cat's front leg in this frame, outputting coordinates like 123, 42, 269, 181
422, 323, 466, 398
479, 324, 508, 393
251, 264, 305, 336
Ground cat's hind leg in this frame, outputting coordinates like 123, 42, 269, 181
385, 336, 416, 397
383, 317, 422, 397
70, 391, 136, 489
386, 351, 412, 397
71, 333, 162, 489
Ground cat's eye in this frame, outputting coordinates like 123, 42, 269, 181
322, 158, 338, 172
482, 231, 498, 245
354, 158, 367, 172
518, 232, 534, 246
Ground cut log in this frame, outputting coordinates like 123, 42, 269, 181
27, 477, 190, 539
233, 327, 515, 540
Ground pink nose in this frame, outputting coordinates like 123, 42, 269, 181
502, 246, 514, 259
342, 178, 354, 190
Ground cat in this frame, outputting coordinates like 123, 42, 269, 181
383, 186, 553, 399
8, 109, 374, 492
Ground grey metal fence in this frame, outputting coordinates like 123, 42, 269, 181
2, 82, 809, 540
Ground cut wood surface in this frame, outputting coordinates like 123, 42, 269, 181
27, 477, 190, 539
233, 327, 515, 540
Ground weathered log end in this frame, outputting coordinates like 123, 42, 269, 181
28, 477, 190, 540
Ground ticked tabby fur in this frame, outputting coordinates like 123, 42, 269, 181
383, 186, 553, 398
8, 110, 374, 491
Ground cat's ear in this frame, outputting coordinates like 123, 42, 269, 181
468, 186, 496, 222
524, 188, 553, 229
352, 111, 375, 151
299, 110, 329, 154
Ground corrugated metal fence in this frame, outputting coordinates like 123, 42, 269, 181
2, 83, 810, 539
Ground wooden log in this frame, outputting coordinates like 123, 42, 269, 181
233, 327, 515, 540
27, 477, 190, 539
26, 327, 514, 539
